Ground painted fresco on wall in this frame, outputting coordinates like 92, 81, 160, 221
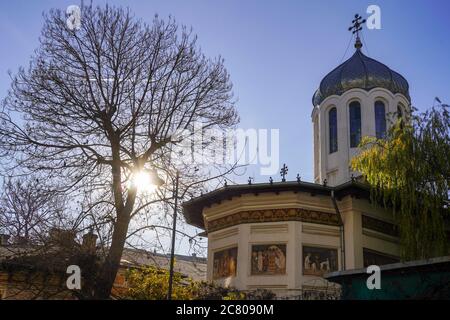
303, 246, 338, 276
251, 244, 286, 275
213, 247, 238, 279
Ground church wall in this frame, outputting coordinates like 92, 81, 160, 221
339, 195, 400, 269
361, 234, 399, 258
203, 191, 400, 296
352, 197, 400, 261
298, 222, 341, 289
205, 191, 341, 294
313, 88, 410, 186
207, 219, 343, 295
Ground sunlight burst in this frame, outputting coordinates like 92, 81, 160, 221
129, 171, 158, 193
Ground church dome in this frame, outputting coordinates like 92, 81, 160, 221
312, 49, 410, 107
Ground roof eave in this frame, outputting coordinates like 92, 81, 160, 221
182, 181, 370, 230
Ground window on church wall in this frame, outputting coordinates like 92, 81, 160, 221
329, 107, 338, 153
349, 101, 361, 148
374, 100, 386, 139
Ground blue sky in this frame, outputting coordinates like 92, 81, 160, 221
1, 0, 450, 184
1, 0, 449, 255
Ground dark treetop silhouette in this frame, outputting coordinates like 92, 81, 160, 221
0, 5, 238, 299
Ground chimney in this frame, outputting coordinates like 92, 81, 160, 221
49, 228, 76, 247
82, 231, 98, 254
0, 234, 10, 246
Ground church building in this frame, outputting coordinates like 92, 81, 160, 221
182, 19, 409, 297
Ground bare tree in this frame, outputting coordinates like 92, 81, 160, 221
0, 177, 68, 244
0, 4, 238, 299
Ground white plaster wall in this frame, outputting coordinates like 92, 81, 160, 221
208, 220, 342, 293
204, 192, 401, 294
312, 88, 410, 186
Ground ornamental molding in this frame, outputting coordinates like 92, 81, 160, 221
206, 208, 340, 232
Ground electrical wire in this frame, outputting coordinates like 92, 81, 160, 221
339, 32, 354, 64
360, 30, 370, 56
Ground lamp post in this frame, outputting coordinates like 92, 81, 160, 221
167, 170, 179, 300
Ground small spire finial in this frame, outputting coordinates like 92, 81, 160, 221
348, 14, 366, 50
280, 164, 288, 182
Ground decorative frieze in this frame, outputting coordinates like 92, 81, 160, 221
206, 208, 340, 232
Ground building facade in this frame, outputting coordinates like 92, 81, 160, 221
0, 233, 206, 300
183, 181, 400, 297
312, 43, 410, 186
182, 35, 409, 297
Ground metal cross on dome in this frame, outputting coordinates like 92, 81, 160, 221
348, 14, 366, 36
280, 164, 288, 182
348, 14, 366, 49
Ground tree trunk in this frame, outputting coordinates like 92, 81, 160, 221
94, 208, 131, 299
94, 139, 136, 299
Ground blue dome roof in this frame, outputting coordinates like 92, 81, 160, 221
312, 49, 410, 107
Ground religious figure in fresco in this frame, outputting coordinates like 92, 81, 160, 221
257, 251, 264, 272
251, 244, 286, 275
213, 247, 238, 279
302, 246, 338, 276
320, 258, 330, 272
304, 253, 312, 270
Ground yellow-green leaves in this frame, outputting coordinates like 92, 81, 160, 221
352, 105, 450, 260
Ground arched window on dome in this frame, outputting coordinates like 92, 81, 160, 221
349, 101, 361, 148
329, 107, 338, 153
375, 101, 386, 139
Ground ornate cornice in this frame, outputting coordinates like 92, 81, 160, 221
182, 180, 370, 230
206, 208, 340, 232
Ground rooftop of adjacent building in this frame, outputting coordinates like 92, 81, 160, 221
0, 230, 206, 282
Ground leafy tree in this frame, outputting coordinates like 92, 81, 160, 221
125, 265, 194, 300
123, 265, 275, 300
351, 103, 450, 259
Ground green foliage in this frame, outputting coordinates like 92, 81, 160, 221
124, 265, 193, 300
122, 265, 275, 300
190, 282, 246, 300
352, 104, 450, 260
